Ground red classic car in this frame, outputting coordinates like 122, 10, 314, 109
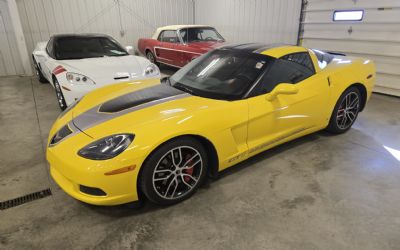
138, 25, 225, 68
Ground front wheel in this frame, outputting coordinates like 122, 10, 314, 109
326, 87, 361, 134
53, 78, 67, 111
139, 137, 208, 206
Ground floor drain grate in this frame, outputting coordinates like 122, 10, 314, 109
0, 188, 52, 210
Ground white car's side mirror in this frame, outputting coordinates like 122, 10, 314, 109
125, 46, 135, 55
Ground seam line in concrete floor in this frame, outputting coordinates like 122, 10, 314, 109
30, 78, 52, 191
29, 77, 75, 248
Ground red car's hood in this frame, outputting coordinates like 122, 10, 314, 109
187, 41, 225, 52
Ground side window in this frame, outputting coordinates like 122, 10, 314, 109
251, 56, 314, 96
158, 30, 179, 43
46, 38, 54, 58
280, 52, 315, 74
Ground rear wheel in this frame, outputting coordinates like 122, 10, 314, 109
32, 57, 48, 83
139, 137, 208, 205
53, 78, 67, 110
326, 87, 361, 134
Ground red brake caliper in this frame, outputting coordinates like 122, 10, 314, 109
183, 154, 194, 182
337, 105, 345, 118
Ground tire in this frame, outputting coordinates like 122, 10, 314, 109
146, 50, 158, 66
139, 137, 208, 206
53, 78, 67, 111
32, 57, 48, 83
326, 86, 361, 134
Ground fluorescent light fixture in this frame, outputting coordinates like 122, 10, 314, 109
333, 10, 364, 21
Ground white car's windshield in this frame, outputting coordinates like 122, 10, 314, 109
55, 37, 128, 60
179, 28, 224, 43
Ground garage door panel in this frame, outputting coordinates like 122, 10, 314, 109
302, 0, 400, 96
303, 27, 400, 43
306, 0, 400, 11
303, 23, 400, 32
305, 9, 400, 24
302, 39, 400, 57
375, 74, 400, 90
374, 85, 400, 97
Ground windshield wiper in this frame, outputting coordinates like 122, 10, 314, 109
162, 77, 172, 86
173, 83, 197, 96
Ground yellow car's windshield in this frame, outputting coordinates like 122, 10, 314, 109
169, 49, 274, 100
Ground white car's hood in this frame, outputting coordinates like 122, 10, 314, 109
61, 55, 146, 85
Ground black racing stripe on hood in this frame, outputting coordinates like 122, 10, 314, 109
99, 84, 184, 113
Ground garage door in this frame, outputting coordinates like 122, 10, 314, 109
0, 0, 24, 76
301, 0, 400, 97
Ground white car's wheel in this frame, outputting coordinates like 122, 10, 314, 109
32, 56, 48, 83
53, 78, 67, 110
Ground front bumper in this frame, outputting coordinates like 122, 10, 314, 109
47, 146, 144, 206
59, 76, 161, 106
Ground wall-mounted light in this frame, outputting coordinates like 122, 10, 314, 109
333, 10, 364, 21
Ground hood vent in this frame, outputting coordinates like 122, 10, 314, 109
114, 76, 129, 80
49, 124, 73, 146
99, 84, 184, 113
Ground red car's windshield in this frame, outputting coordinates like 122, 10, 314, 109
179, 28, 225, 43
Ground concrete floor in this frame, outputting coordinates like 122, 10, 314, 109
1, 71, 400, 250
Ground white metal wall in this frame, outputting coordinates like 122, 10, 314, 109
195, 0, 302, 45
301, 0, 400, 97
15, 0, 194, 65
0, 0, 24, 76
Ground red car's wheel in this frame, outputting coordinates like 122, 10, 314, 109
146, 50, 158, 65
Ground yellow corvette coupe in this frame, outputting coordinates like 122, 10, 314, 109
47, 44, 375, 206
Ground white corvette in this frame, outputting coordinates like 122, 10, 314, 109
32, 34, 160, 110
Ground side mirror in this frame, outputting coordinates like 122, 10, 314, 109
125, 45, 135, 55
266, 83, 299, 101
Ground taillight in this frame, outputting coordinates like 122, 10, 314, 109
53, 65, 66, 75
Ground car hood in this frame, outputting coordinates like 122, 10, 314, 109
61, 55, 147, 85
70, 79, 226, 139
187, 41, 225, 52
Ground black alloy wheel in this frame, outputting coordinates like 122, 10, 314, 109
53, 78, 67, 110
326, 86, 361, 133
139, 137, 208, 205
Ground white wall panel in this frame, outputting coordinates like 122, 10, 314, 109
301, 0, 400, 97
15, 0, 194, 63
0, 0, 24, 76
195, 0, 302, 45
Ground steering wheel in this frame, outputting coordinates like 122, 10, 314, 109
235, 74, 252, 83
205, 37, 215, 41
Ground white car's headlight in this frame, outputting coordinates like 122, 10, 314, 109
144, 64, 160, 77
66, 72, 95, 84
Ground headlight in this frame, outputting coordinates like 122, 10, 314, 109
78, 134, 134, 160
66, 72, 95, 84
144, 64, 160, 77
